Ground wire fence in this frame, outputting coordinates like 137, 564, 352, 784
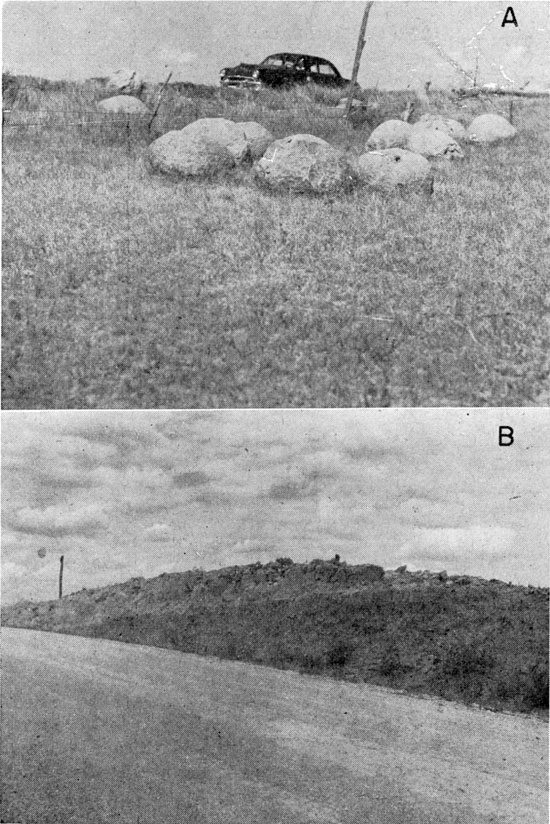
3, 86, 544, 133
2, 109, 155, 127
1, 103, 372, 134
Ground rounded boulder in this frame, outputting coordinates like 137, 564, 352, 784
355, 148, 433, 193
147, 131, 235, 179
98, 96, 150, 114
254, 134, 353, 194
179, 118, 250, 164
416, 114, 466, 140
236, 121, 274, 160
366, 120, 413, 150
466, 114, 517, 143
406, 128, 464, 159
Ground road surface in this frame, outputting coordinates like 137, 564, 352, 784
1, 628, 547, 824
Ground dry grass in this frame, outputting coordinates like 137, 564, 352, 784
3, 76, 549, 408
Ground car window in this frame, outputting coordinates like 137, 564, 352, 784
295, 58, 306, 71
309, 62, 320, 74
318, 61, 337, 76
263, 56, 285, 67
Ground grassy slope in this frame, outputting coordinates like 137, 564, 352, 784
3, 80, 549, 407
3, 560, 548, 716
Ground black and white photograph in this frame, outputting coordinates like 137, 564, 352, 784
2, 1, 549, 409
1, 408, 548, 823
1, 2, 549, 823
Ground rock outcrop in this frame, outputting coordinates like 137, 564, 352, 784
147, 131, 235, 179
366, 120, 413, 150
466, 114, 517, 143
254, 134, 354, 194
355, 148, 433, 193
406, 128, 464, 159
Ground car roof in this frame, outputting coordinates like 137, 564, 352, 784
264, 53, 334, 63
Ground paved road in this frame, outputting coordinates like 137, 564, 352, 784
1, 628, 547, 824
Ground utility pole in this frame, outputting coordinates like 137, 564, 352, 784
345, 1, 375, 119
59, 555, 64, 599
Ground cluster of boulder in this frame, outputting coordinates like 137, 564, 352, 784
147, 118, 273, 178
144, 109, 517, 195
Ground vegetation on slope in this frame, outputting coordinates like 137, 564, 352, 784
3, 558, 548, 716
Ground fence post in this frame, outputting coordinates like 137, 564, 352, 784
149, 71, 173, 133
345, 2, 374, 120
59, 555, 64, 599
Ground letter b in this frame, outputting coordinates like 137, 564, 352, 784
499, 426, 514, 446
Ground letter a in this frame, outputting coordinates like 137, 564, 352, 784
501, 7, 518, 27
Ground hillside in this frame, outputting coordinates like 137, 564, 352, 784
2, 558, 548, 715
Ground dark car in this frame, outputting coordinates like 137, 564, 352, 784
220, 53, 350, 90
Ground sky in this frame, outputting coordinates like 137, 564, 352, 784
3, 1, 550, 91
2, 408, 548, 604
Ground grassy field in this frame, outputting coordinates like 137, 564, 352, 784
3, 77, 549, 407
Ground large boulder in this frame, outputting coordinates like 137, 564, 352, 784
355, 148, 433, 194
179, 118, 250, 164
254, 134, 353, 194
466, 114, 517, 143
406, 128, 464, 159
107, 69, 145, 96
416, 114, 466, 140
98, 96, 150, 114
236, 121, 274, 160
147, 131, 235, 179
366, 120, 413, 150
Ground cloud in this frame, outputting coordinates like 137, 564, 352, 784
396, 497, 469, 529
398, 526, 516, 570
268, 480, 310, 501
9, 504, 106, 538
154, 46, 197, 70
144, 523, 173, 542
0, 561, 27, 588
266, 468, 328, 502
173, 471, 210, 488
